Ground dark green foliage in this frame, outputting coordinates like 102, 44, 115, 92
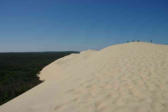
0, 51, 78, 105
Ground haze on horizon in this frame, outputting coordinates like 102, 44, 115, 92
0, 0, 168, 52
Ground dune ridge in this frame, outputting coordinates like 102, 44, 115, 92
1, 42, 168, 112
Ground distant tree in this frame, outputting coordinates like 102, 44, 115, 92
150, 40, 152, 43
137, 40, 140, 42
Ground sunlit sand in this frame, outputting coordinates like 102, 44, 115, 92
1, 42, 168, 112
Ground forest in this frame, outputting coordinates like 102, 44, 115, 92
0, 51, 78, 105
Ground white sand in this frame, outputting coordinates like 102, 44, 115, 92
1, 42, 168, 112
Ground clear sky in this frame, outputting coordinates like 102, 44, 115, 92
0, 0, 168, 52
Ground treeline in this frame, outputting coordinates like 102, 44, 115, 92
0, 51, 78, 105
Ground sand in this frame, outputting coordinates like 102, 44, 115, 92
1, 42, 168, 112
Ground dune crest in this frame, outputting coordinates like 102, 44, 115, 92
1, 42, 168, 112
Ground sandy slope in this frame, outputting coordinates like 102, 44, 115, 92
1, 42, 168, 112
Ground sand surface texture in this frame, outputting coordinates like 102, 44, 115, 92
1, 42, 168, 112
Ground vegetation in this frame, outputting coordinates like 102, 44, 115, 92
0, 51, 78, 105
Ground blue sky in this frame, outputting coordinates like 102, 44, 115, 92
0, 0, 168, 52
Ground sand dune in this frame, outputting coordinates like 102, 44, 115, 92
1, 42, 168, 112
